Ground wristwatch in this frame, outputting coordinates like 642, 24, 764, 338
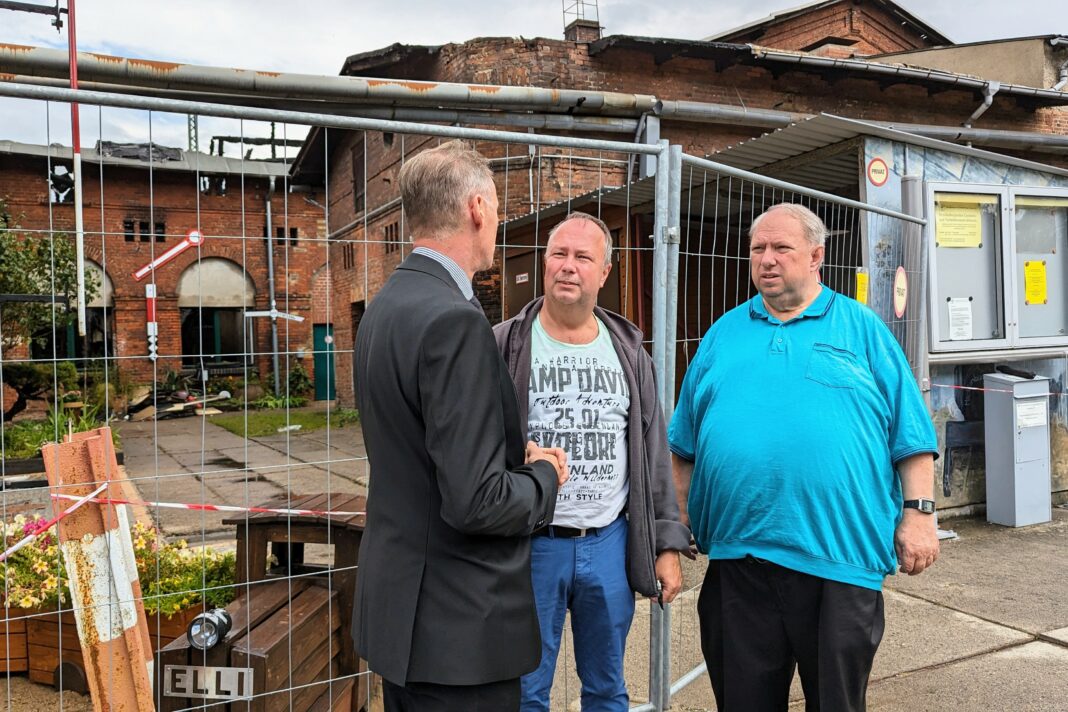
903, 498, 936, 514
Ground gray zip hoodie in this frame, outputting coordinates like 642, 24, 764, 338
493, 297, 691, 597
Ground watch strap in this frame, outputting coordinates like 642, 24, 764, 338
903, 498, 936, 514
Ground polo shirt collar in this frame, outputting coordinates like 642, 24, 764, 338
749, 284, 834, 323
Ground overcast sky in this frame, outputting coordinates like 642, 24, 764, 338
0, 0, 1064, 157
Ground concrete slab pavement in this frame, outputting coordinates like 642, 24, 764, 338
112, 414, 1068, 711
548, 510, 1068, 711
116, 410, 367, 539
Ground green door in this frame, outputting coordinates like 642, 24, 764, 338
313, 324, 336, 401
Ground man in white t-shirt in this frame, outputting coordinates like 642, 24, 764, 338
494, 213, 691, 712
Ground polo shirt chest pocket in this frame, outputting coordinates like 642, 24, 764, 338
805, 343, 864, 389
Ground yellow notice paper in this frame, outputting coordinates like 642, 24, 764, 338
1024, 260, 1048, 305
855, 271, 869, 305
936, 204, 982, 248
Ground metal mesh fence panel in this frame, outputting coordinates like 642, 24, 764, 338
0, 83, 672, 712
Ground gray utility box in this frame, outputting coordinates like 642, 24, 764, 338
983, 372, 1052, 527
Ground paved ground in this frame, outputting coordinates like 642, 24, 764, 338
3, 412, 1067, 710
116, 409, 368, 538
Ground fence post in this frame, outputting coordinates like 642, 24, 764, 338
42, 426, 155, 712
664, 144, 683, 414
901, 175, 931, 407
659, 144, 684, 710
647, 139, 672, 712
652, 139, 671, 407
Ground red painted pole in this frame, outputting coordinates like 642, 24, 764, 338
67, 0, 87, 336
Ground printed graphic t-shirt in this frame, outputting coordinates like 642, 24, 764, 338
527, 314, 630, 529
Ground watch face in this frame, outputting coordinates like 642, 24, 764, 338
920, 500, 935, 514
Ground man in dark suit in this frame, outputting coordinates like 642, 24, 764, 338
352, 139, 568, 712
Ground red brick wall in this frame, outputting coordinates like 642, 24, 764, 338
0, 154, 326, 395
714, 1, 936, 55
321, 30, 1068, 404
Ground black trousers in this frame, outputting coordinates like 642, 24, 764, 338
697, 557, 885, 712
382, 676, 520, 712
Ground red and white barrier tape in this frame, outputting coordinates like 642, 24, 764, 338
930, 384, 1018, 394
51, 494, 365, 519
0, 481, 109, 563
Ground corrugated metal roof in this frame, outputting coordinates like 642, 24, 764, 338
0, 140, 290, 177
500, 179, 657, 234
711, 114, 1068, 179
502, 113, 1068, 235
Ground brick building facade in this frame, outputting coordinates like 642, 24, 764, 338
0, 143, 329, 402
289, 0, 1068, 407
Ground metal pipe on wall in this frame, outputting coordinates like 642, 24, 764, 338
265, 176, 280, 395
0, 82, 663, 157
0, 43, 656, 113
6, 49, 1068, 154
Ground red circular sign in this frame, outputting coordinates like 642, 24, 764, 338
893, 266, 908, 318
868, 157, 889, 187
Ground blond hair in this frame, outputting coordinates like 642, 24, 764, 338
399, 140, 494, 240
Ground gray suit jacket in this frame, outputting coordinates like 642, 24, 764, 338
352, 253, 558, 686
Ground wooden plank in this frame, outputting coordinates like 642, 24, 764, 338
305, 678, 354, 712
236, 586, 336, 659
262, 635, 341, 712
0, 617, 28, 634
155, 634, 190, 712
222, 579, 309, 649
260, 659, 339, 712
27, 642, 67, 673
231, 588, 338, 712
0, 633, 27, 654
259, 623, 341, 695
0, 658, 28, 673
29, 668, 53, 685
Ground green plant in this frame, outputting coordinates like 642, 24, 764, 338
206, 374, 242, 396
87, 381, 117, 412
251, 393, 308, 410
0, 419, 54, 459
160, 369, 191, 395
0, 207, 100, 353
0, 402, 113, 460
333, 407, 360, 426
1, 361, 78, 422
213, 410, 331, 437
0, 516, 236, 617
286, 363, 313, 396
45, 401, 103, 436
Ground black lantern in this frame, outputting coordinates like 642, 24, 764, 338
187, 608, 232, 651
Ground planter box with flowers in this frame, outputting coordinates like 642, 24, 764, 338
1, 514, 236, 689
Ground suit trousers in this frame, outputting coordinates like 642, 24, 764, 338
382, 677, 520, 712
697, 556, 885, 712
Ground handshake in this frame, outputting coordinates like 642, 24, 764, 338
525, 441, 569, 487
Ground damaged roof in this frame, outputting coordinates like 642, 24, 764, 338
0, 140, 291, 177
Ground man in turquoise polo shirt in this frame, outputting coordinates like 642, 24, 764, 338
669, 203, 939, 712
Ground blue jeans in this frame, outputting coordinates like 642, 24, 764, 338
520, 516, 635, 712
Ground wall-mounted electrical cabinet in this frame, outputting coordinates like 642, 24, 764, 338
927, 185, 1068, 352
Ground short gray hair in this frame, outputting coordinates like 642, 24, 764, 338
749, 203, 827, 248
546, 212, 613, 266
399, 140, 495, 239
